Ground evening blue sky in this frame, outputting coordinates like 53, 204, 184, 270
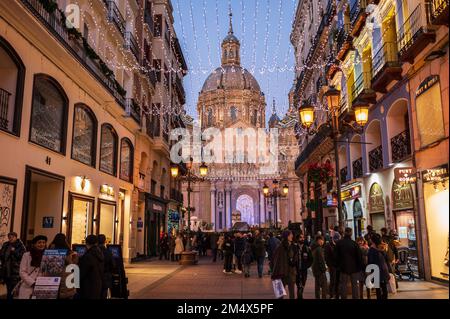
172, 0, 298, 122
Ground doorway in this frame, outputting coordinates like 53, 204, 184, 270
98, 199, 117, 244
22, 166, 65, 247
68, 192, 95, 245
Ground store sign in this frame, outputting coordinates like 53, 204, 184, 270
323, 193, 338, 207
422, 165, 449, 183
369, 183, 385, 213
394, 167, 417, 184
416, 75, 439, 97
392, 182, 414, 211
341, 185, 361, 201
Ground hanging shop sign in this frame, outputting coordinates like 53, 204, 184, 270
341, 185, 361, 201
416, 75, 439, 97
422, 164, 449, 183
394, 167, 417, 184
369, 183, 385, 213
392, 181, 414, 211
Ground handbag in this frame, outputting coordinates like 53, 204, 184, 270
272, 279, 287, 299
388, 273, 397, 294
11, 267, 38, 299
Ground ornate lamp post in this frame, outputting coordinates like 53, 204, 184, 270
262, 180, 289, 229
298, 86, 369, 230
170, 158, 208, 254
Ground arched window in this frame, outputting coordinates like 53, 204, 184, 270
251, 109, 258, 125
207, 108, 213, 126
120, 138, 134, 182
30, 74, 68, 153
100, 124, 118, 176
230, 106, 237, 122
72, 104, 97, 167
0, 36, 25, 136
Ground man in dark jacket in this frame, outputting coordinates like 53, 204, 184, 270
364, 225, 375, 246
98, 234, 114, 299
267, 232, 281, 275
335, 228, 363, 299
79, 235, 105, 299
234, 232, 245, 274
210, 233, 218, 262
159, 233, 169, 260
295, 233, 312, 299
324, 232, 341, 299
311, 235, 328, 299
223, 234, 234, 274
271, 230, 297, 299
0, 232, 26, 300
252, 230, 267, 278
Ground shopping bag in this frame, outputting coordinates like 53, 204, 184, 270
388, 274, 397, 294
272, 279, 287, 299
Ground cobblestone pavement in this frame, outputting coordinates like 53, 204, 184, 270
127, 257, 449, 300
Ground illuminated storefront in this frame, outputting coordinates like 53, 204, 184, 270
341, 184, 366, 239
368, 182, 386, 233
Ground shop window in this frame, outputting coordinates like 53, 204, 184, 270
98, 200, 116, 245
415, 75, 445, 147
0, 36, 25, 136
119, 138, 134, 182
99, 124, 118, 176
71, 104, 97, 167
30, 74, 68, 154
69, 193, 95, 245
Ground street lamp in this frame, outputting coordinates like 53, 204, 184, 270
297, 85, 371, 231
262, 180, 288, 229
171, 157, 208, 252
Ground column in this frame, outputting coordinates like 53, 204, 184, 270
225, 186, 232, 230
210, 184, 216, 231
259, 182, 265, 226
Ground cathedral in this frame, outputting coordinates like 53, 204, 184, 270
182, 13, 302, 231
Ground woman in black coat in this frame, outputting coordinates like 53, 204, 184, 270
0, 232, 26, 300
79, 235, 105, 299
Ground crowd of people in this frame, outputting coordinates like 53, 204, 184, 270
0, 232, 119, 299
184, 225, 401, 300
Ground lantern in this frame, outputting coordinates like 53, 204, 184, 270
353, 101, 369, 127
263, 184, 269, 195
199, 162, 208, 177
283, 184, 289, 195
170, 164, 179, 178
298, 103, 315, 129
325, 86, 341, 111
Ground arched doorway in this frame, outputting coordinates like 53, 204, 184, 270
236, 194, 255, 226
353, 199, 363, 238
369, 182, 385, 233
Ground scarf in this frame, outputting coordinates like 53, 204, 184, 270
30, 248, 44, 268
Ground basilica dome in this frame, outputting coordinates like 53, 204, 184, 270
201, 66, 261, 93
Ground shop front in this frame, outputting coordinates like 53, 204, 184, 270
145, 193, 168, 256
392, 181, 416, 249
341, 183, 365, 239
368, 182, 386, 233
421, 165, 449, 282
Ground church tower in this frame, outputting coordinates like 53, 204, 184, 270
221, 11, 241, 66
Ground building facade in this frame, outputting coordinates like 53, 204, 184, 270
0, 0, 187, 262
291, 0, 448, 282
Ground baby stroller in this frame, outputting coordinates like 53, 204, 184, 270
395, 247, 416, 281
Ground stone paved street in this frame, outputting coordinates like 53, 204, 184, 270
127, 256, 449, 300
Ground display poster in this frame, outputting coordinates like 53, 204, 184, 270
392, 181, 414, 211
0, 178, 16, 246
369, 183, 385, 213
398, 226, 408, 239
32, 249, 67, 299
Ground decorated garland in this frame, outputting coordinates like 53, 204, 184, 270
307, 162, 334, 184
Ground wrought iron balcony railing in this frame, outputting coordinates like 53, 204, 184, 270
352, 71, 372, 101
105, 0, 125, 37
144, 7, 154, 35
373, 41, 399, 78
124, 31, 139, 61
340, 167, 348, 183
398, 3, 435, 63
391, 130, 412, 162
428, 0, 449, 25
125, 98, 141, 124
350, 0, 368, 24
22, 0, 125, 107
352, 157, 363, 179
369, 145, 383, 171
0, 88, 11, 130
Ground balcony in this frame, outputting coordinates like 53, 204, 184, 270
398, 3, 436, 64
144, 8, 154, 36
141, 58, 157, 87
391, 130, 412, 162
145, 114, 154, 139
369, 145, 383, 171
0, 88, 11, 130
124, 31, 139, 61
170, 188, 183, 203
138, 172, 146, 190
429, 0, 449, 25
336, 24, 353, 61
338, 94, 349, 116
105, 0, 126, 37
21, 0, 125, 107
125, 98, 141, 124
372, 42, 403, 93
350, 0, 369, 37
174, 74, 186, 105
325, 55, 340, 79
340, 167, 348, 183
352, 71, 376, 104
352, 157, 363, 178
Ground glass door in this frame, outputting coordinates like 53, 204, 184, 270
69, 193, 95, 245
98, 200, 116, 244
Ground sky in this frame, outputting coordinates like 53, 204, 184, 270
172, 0, 298, 122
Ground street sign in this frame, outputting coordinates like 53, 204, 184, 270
422, 164, 449, 183
394, 167, 417, 184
